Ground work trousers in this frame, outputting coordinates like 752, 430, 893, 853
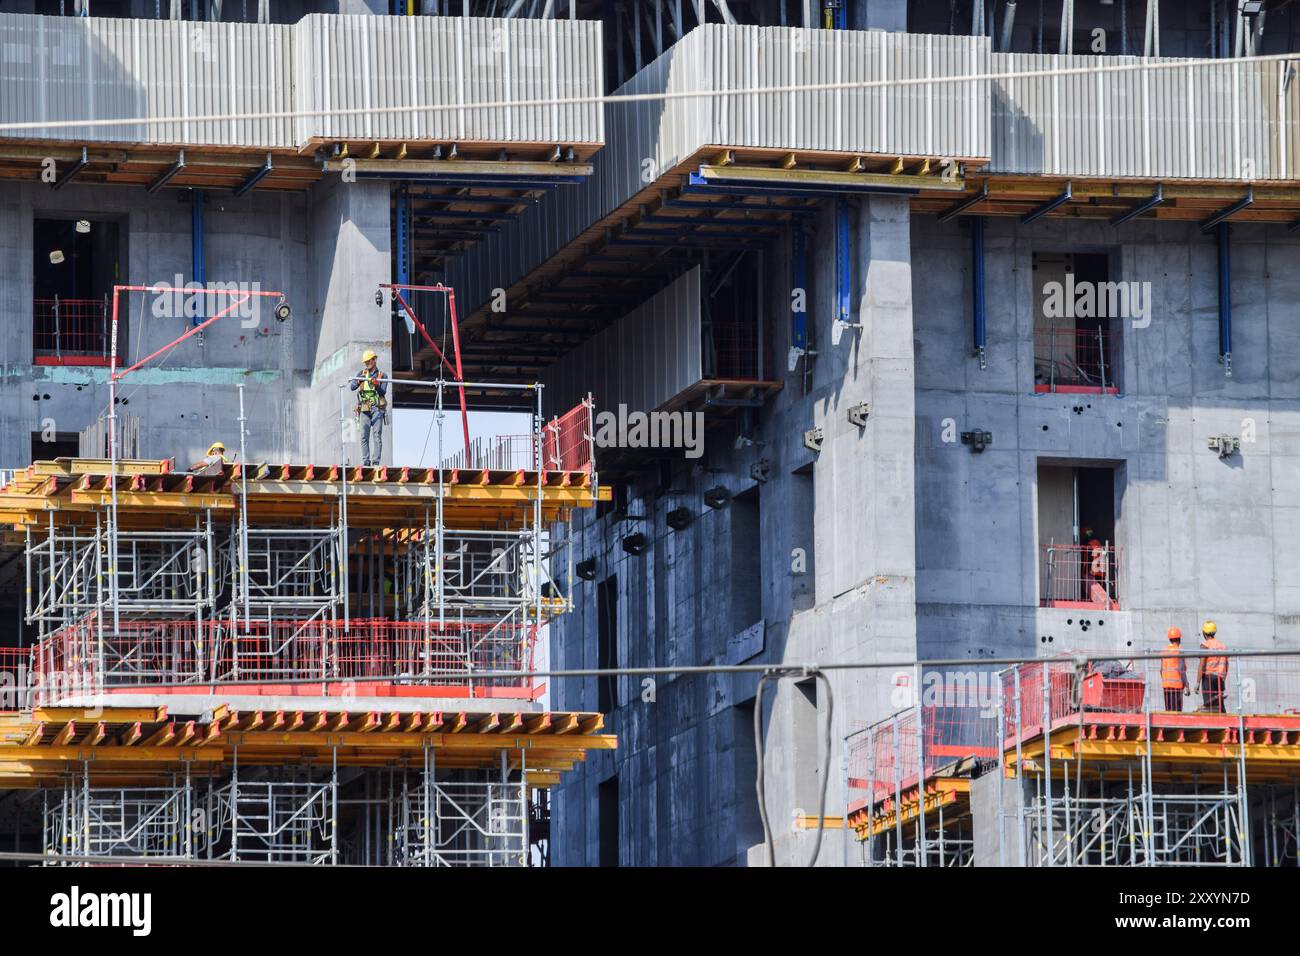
360, 408, 384, 466
1202, 674, 1226, 713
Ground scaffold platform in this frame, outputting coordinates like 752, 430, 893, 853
0, 410, 614, 865
847, 657, 1300, 867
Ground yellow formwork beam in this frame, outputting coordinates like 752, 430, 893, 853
33, 707, 167, 725
321, 157, 595, 178
30, 459, 172, 477
695, 163, 967, 193
853, 778, 970, 840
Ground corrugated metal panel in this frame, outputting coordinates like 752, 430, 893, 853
706, 26, 989, 161
0, 13, 292, 147
991, 52, 1300, 180
542, 267, 702, 417
0, 12, 602, 151
292, 14, 602, 146
450, 25, 990, 315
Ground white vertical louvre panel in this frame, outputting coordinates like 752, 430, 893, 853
541, 267, 703, 417
0, 12, 603, 150
990, 52, 1300, 180
449, 25, 991, 316
0, 13, 293, 147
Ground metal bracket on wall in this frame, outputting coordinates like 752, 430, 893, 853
666, 507, 693, 530
703, 486, 731, 509
750, 460, 771, 483
847, 403, 871, 428
803, 426, 824, 452
961, 430, 993, 452
1208, 435, 1241, 460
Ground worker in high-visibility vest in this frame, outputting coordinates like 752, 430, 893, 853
1196, 621, 1229, 713
1160, 626, 1189, 712
349, 348, 388, 467
191, 441, 232, 476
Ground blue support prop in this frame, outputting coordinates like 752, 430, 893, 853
835, 197, 852, 327
791, 225, 808, 353
396, 184, 418, 336
1217, 222, 1233, 377
191, 189, 205, 326
396, 184, 411, 288
972, 216, 987, 368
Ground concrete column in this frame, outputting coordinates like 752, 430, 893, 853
306, 175, 392, 465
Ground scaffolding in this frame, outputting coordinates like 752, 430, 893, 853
0, 392, 607, 866
847, 653, 1300, 867
11, 382, 594, 704
36, 748, 535, 867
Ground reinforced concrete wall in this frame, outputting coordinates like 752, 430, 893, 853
547, 206, 1300, 867
0, 173, 391, 470
549, 194, 917, 866
912, 213, 1300, 665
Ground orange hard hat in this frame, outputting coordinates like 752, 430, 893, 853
1167, 626, 1182, 642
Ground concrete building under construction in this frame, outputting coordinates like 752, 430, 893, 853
2, 0, 1300, 868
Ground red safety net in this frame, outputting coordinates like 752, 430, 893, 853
1000, 659, 1078, 742
848, 687, 1001, 808
29, 615, 538, 705
1033, 326, 1121, 393
1040, 542, 1120, 610
0, 646, 33, 710
33, 297, 114, 364
541, 397, 595, 474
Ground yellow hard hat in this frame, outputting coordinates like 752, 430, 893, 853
362, 349, 378, 363
1202, 620, 1217, 636
207, 441, 225, 455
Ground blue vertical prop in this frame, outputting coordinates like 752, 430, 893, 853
835, 197, 851, 327
396, 184, 411, 288
191, 190, 205, 326
1217, 222, 1232, 376
971, 216, 987, 367
791, 225, 807, 353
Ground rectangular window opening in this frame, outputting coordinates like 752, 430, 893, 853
33, 216, 122, 366
1032, 251, 1123, 395
731, 486, 762, 633
597, 575, 619, 713
1037, 462, 1121, 610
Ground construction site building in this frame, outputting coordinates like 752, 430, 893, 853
0, 3, 617, 864
1, 1, 1300, 867
455, 0, 1300, 867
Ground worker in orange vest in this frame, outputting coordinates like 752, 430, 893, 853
1160, 627, 1189, 712
1086, 537, 1112, 604
1196, 621, 1229, 713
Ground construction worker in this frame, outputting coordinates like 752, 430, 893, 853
1086, 536, 1112, 605
1196, 621, 1229, 713
349, 349, 388, 466
191, 441, 232, 476
1160, 626, 1189, 712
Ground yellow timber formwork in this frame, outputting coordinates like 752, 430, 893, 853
0, 457, 610, 536
0, 706, 614, 791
